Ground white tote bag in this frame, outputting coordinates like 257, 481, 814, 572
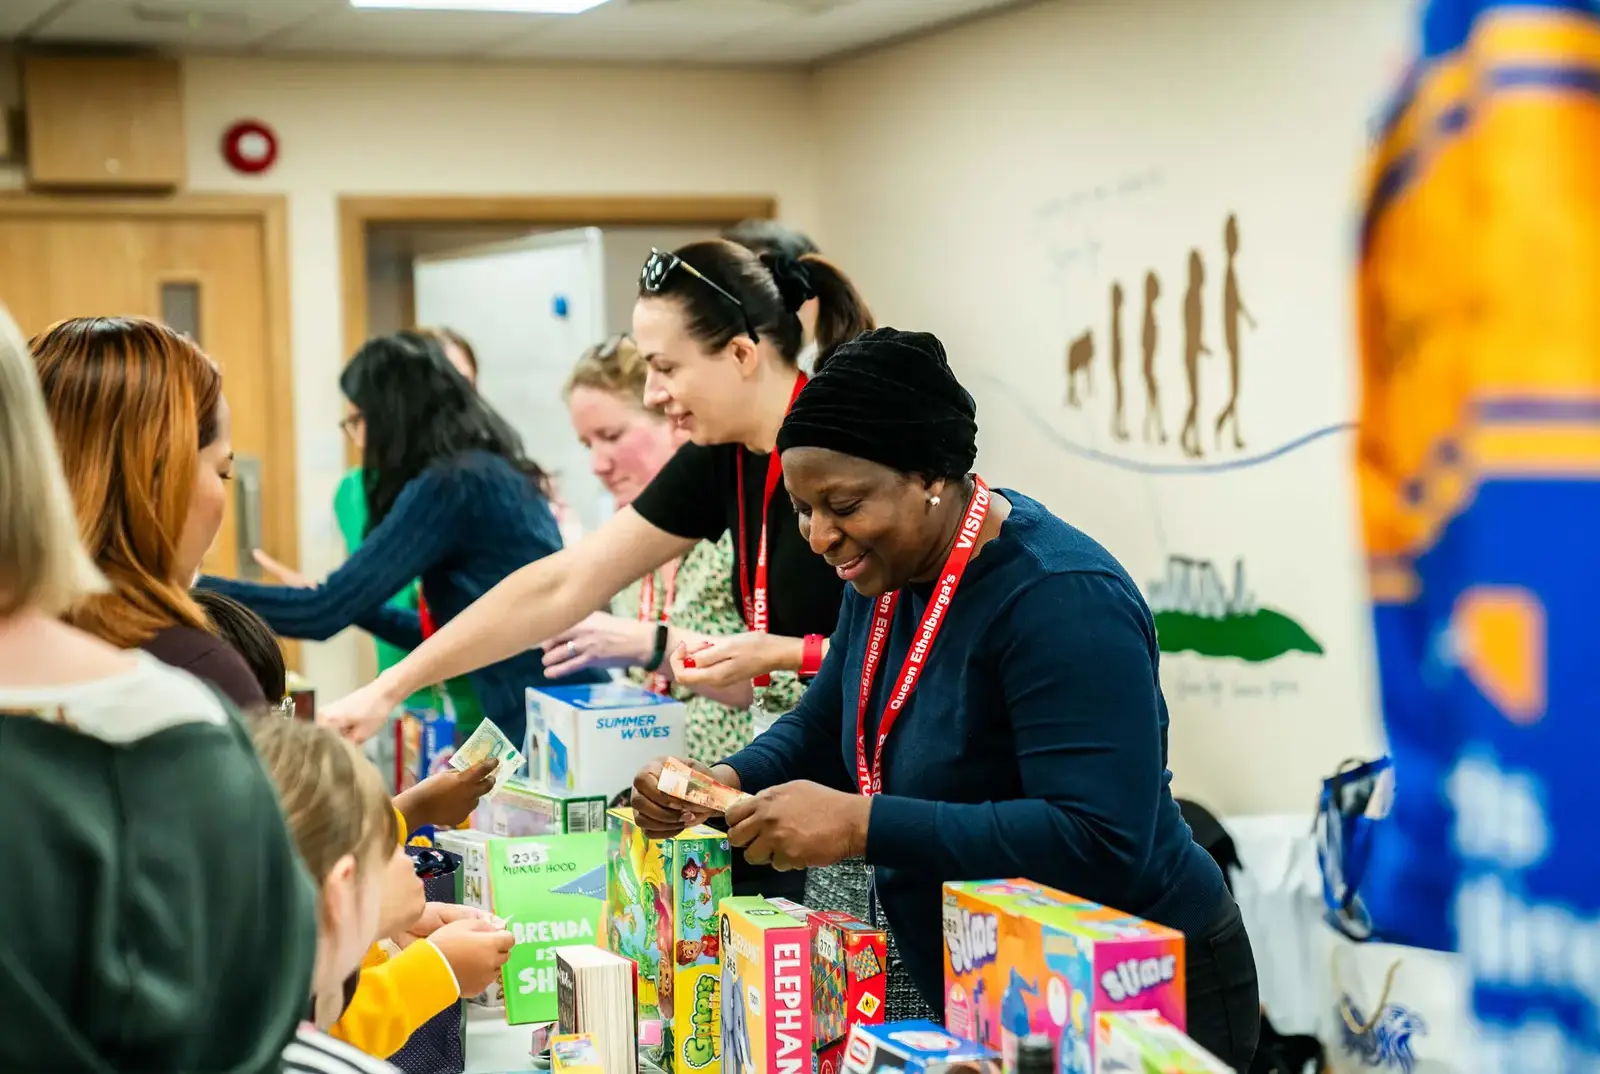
1316, 922, 1475, 1074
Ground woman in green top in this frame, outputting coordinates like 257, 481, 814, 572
535, 333, 800, 764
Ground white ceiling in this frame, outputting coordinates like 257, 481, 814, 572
0, 0, 1032, 65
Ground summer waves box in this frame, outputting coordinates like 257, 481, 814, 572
942, 880, 1185, 1074
526, 684, 686, 796
720, 897, 814, 1074
604, 808, 732, 1073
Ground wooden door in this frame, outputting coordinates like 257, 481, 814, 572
0, 200, 298, 643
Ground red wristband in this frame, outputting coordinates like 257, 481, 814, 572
800, 634, 825, 679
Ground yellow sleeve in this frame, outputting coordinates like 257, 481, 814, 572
329, 940, 460, 1059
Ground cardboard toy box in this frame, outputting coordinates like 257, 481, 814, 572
720, 897, 814, 1074
603, 808, 731, 1073
942, 880, 1185, 1074
526, 683, 686, 796
434, 828, 501, 1006
840, 1021, 1000, 1074
1093, 1012, 1231, 1073
491, 833, 609, 1024
473, 776, 608, 837
550, 1033, 606, 1074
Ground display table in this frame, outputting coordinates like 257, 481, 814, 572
464, 1004, 540, 1073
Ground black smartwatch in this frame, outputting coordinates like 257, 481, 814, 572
643, 622, 670, 672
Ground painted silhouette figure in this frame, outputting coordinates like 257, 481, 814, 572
1180, 249, 1209, 458
1064, 330, 1093, 407
1142, 270, 1166, 444
1109, 282, 1128, 441
1215, 213, 1254, 451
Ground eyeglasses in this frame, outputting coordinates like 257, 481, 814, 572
338, 413, 364, 441
640, 248, 760, 343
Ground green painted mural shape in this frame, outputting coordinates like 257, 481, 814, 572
1153, 608, 1323, 663
1146, 555, 1323, 663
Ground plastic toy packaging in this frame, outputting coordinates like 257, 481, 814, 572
1092, 1012, 1231, 1073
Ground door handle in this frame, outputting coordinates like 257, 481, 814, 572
234, 454, 264, 580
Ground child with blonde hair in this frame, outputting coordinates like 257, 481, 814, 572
252, 717, 513, 1067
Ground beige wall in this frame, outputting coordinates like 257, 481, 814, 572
812, 0, 1409, 813
176, 56, 818, 698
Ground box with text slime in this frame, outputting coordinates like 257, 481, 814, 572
720, 897, 814, 1074
604, 808, 731, 1073
942, 881, 1185, 1074
526, 683, 685, 796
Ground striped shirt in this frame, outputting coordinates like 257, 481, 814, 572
282, 1025, 398, 1074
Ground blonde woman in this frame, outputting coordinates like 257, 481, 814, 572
0, 303, 322, 1070
537, 333, 802, 765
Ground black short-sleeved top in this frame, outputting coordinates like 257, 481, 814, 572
631, 442, 846, 639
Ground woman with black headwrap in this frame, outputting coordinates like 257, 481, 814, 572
631, 328, 1261, 1071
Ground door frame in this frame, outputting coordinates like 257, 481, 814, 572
338, 193, 777, 362
0, 192, 299, 575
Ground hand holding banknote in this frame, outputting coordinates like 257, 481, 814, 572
632, 756, 735, 839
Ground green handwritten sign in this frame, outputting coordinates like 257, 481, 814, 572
490, 832, 608, 1025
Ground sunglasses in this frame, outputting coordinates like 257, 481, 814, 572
640, 248, 760, 343
590, 332, 634, 362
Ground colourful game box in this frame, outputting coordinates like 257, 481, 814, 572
1093, 1012, 1230, 1073
942, 880, 1186, 1074
473, 777, 608, 838
550, 1033, 606, 1074
809, 912, 888, 1074
604, 809, 731, 1073
840, 1021, 1000, 1074
720, 897, 814, 1074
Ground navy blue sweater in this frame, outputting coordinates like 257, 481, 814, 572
204, 452, 605, 745
724, 491, 1226, 1012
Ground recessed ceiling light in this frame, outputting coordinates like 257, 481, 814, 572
349, 0, 612, 12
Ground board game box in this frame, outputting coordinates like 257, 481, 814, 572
604, 808, 731, 1073
839, 1021, 1000, 1074
942, 880, 1185, 1074
550, 1033, 605, 1074
490, 833, 609, 1024
1093, 1012, 1230, 1073
720, 897, 814, 1074
809, 912, 888, 1074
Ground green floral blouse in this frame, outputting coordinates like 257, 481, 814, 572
611, 532, 803, 766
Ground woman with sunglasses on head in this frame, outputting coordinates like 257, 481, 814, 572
538, 332, 801, 767
203, 330, 606, 750
631, 329, 1260, 1070
321, 242, 873, 903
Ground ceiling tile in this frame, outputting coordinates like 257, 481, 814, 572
262, 5, 555, 56
485, 0, 796, 61
0, 0, 61, 38
717, 0, 1024, 64
29, 0, 338, 48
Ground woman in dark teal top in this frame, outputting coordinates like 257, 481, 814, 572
204, 331, 605, 746
633, 329, 1260, 1069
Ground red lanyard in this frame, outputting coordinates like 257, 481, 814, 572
418, 592, 437, 639
855, 477, 991, 796
735, 372, 809, 688
637, 565, 678, 695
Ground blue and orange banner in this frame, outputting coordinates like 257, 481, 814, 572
1358, 0, 1600, 1065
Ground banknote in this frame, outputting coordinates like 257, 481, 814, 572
657, 757, 751, 814
450, 717, 524, 790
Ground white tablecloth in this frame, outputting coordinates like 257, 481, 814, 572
1222, 813, 1327, 1037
